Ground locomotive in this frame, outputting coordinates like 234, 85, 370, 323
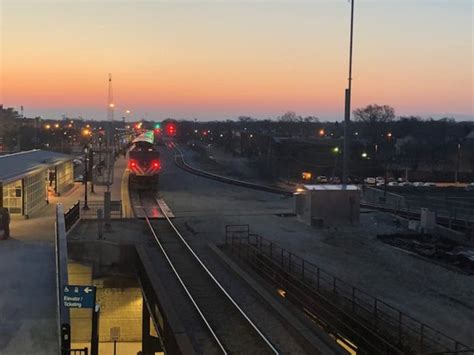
128, 131, 161, 188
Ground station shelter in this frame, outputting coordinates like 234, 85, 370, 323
0, 150, 74, 218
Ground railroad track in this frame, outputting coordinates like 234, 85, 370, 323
133, 189, 279, 354
169, 144, 472, 233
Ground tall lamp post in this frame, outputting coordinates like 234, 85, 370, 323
343, 0, 355, 184
83, 144, 90, 210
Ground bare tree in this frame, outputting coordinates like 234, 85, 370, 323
353, 104, 395, 144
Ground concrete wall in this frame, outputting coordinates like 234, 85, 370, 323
97, 287, 142, 342
299, 189, 360, 226
68, 253, 143, 344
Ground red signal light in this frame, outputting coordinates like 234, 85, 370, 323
166, 123, 176, 136
129, 160, 137, 168
151, 160, 161, 169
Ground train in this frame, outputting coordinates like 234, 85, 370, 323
128, 130, 161, 188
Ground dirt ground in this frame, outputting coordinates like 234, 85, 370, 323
175, 144, 474, 347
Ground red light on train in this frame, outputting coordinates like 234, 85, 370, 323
129, 160, 137, 168
151, 160, 161, 169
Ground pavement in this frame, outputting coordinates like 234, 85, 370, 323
159, 143, 474, 347
0, 155, 128, 355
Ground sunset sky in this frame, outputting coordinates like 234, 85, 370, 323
1, 0, 472, 121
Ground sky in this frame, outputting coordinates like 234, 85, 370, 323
0, 0, 473, 121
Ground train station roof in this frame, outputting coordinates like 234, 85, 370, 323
0, 149, 73, 184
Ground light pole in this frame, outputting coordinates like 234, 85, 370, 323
343, 0, 355, 184
455, 143, 461, 183
83, 144, 90, 210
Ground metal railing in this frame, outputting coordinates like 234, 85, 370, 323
361, 187, 474, 232
55, 204, 71, 355
224, 227, 471, 354
64, 201, 80, 232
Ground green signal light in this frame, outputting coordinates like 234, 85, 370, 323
155, 123, 161, 129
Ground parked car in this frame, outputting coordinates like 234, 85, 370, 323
329, 176, 341, 184
364, 177, 376, 185
413, 182, 424, 187
399, 181, 413, 187
465, 183, 474, 191
316, 175, 328, 184
388, 181, 398, 187
375, 176, 385, 184
423, 182, 436, 187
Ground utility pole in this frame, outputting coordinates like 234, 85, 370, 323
83, 144, 90, 210
343, 0, 355, 184
106, 74, 114, 192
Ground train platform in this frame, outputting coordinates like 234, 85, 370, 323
0, 155, 129, 355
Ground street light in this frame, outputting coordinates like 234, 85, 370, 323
83, 145, 90, 210
343, 0, 356, 184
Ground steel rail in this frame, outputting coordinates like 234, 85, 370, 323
143, 214, 228, 354
154, 198, 280, 355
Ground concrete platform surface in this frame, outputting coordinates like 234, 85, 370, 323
0, 155, 128, 354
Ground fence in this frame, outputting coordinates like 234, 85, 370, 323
55, 204, 72, 355
64, 202, 80, 232
224, 226, 471, 354
361, 187, 474, 232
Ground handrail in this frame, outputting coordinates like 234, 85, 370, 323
226, 233, 471, 354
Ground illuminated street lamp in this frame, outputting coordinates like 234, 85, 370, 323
333, 147, 340, 153
44, 124, 51, 130
319, 129, 325, 136
361, 152, 368, 158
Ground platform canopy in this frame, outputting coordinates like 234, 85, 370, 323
0, 149, 73, 184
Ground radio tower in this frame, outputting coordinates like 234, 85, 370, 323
107, 73, 114, 123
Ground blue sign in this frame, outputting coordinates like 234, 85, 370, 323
62, 285, 96, 309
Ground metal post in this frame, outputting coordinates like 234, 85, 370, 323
104, 191, 111, 231
83, 146, 89, 210
89, 148, 94, 193
142, 300, 151, 355
343, 0, 355, 184
91, 304, 100, 355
